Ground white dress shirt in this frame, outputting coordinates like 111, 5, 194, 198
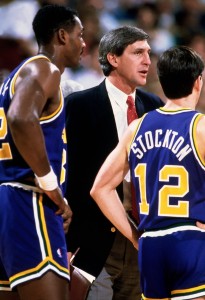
105, 78, 136, 140
105, 78, 136, 211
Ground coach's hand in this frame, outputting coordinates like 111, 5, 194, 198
196, 221, 205, 230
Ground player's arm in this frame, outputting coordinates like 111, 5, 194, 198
195, 115, 205, 161
195, 115, 205, 230
90, 121, 139, 249
7, 59, 68, 216
7, 59, 59, 175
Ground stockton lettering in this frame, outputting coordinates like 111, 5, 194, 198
131, 129, 192, 161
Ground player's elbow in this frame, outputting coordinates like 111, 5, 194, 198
90, 185, 97, 202
90, 181, 102, 203
7, 111, 37, 137
7, 112, 23, 132
8, 113, 27, 130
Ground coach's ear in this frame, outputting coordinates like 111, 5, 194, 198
107, 53, 118, 68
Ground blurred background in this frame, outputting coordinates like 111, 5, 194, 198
1, 0, 205, 111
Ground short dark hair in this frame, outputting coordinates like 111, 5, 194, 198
99, 26, 149, 76
157, 45, 204, 99
32, 4, 78, 46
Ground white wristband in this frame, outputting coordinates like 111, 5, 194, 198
35, 167, 58, 191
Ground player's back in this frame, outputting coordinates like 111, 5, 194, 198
129, 108, 205, 231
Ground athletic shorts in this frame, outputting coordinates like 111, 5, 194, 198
139, 225, 205, 300
0, 183, 69, 291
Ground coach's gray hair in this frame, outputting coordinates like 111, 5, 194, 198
99, 26, 149, 76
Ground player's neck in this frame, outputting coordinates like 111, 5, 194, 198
164, 98, 196, 110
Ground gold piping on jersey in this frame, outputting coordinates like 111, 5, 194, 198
191, 113, 205, 168
39, 86, 63, 123
127, 113, 147, 157
9, 55, 63, 123
10, 55, 50, 96
157, 107, 192, 114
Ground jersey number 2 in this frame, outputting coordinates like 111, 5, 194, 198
0, 108, 12, 160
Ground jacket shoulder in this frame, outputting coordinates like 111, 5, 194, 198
137, 88, 162, 103
136, 88, 164, 117
65, 82, 105, 103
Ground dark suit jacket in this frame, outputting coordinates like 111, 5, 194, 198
65, 80, 163, 277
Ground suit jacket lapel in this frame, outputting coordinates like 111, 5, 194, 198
93, 80, 119, 146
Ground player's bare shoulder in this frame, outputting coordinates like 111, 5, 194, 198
18, 57, 61, 116
196, 114, 205, 132
34, 57, 61, 101
195, 114, 205, 160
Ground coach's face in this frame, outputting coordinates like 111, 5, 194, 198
115, 40, 151, 89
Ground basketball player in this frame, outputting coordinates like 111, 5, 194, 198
0, 4, 85, 300
91, 45, 205, 300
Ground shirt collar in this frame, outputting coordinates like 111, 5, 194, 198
105, 78, 136, 108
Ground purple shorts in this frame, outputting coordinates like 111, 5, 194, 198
139, 225, 205, 299
0, 183, 69, 291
